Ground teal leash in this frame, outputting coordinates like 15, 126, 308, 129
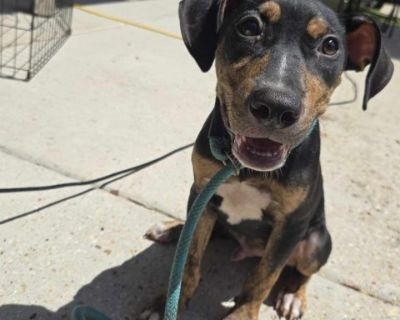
163, 133, 238, 319
163, 162, 236, 320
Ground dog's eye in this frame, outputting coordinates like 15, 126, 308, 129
319, 37, 339, 56
237, 16, 262, 37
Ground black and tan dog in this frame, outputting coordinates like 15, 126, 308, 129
141, 0, 393, 319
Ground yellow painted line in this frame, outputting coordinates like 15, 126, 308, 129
74, 3, 182, 40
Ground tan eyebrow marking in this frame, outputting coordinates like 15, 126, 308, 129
259, 1, 281, 24
307, 17, 328, 39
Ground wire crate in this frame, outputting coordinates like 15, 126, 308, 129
0, 0, 73, 80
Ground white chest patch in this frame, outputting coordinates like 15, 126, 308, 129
216, 181, 272, 225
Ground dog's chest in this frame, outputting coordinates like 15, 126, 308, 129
215, 181, 272, 225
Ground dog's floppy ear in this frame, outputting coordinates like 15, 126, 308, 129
345, 16, 394, 110
179, 0, 229, 72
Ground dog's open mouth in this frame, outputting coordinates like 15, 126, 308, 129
232, 134, 289, 171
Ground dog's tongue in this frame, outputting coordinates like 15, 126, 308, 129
241, 135, 282, 152
233, 133, 288, 171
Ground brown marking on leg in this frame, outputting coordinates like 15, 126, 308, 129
259, 1, 281, 24
288, 240, 323, 277
288, 226, 332, 276
179, 208, 217, 309
307, 17, 328, 39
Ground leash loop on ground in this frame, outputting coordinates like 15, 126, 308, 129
71, 305, 111, 320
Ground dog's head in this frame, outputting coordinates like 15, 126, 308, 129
179, 0, 393, 171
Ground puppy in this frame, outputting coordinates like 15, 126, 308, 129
142, 0, 393, 319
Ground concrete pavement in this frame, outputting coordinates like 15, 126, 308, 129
0, 0, 399, 319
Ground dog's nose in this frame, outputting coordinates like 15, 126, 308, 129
249, 89, 301, 129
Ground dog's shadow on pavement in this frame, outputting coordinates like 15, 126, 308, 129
0, 239, 271, 320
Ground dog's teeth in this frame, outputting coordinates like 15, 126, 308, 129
267, 152, 272, 157
236, 135, 246, 146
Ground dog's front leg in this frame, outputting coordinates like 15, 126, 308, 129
179, 207, 217, 309
140, 208, 216, 319
224, 220, 305, 320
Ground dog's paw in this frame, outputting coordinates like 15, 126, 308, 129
274, 291, 306, 320
144, 220, 183, 244
138, 310, 161, 320
139, 295, 165, 320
